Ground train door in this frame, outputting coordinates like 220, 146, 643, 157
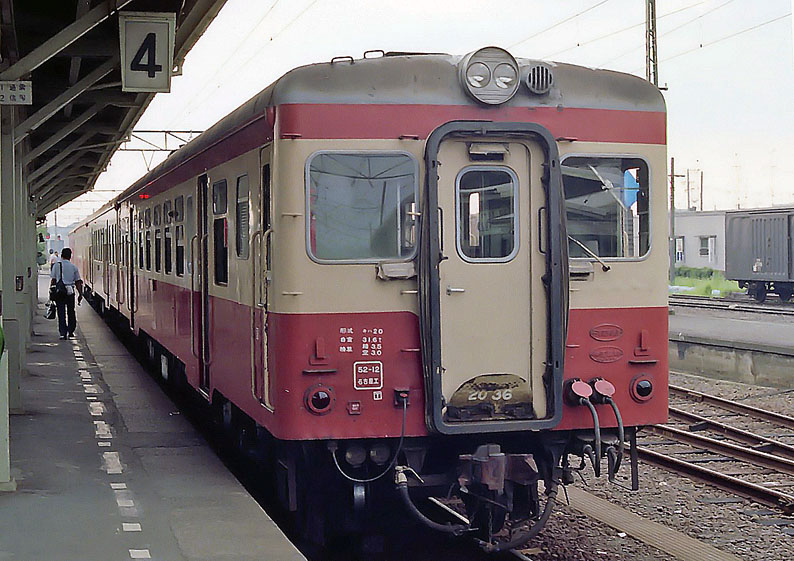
251, 148, 272, 407
422, 127, 566, 434
128, 208, 136, 328
194, 174, 211, 395
103, 222, 110, 299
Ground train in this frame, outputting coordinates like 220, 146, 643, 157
70, 47, 668, 551
725, 206, 794, 302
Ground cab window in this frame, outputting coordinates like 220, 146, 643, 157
307, 152, 418, 262
562, 156, 650, 259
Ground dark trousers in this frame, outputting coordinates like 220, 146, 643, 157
56, 293, 76, 337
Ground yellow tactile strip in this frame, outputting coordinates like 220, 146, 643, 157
564, 486, 744, 561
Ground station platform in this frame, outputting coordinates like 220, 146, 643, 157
668, 307, 794, 388
0, 274, 305, 561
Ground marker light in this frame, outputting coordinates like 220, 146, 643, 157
459, 47, 520, 105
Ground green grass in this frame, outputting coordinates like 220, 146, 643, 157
671, 272, 742, 297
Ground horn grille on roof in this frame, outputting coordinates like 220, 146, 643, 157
525, 63, 553, 95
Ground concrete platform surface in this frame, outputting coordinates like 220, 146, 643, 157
669, 308, 794, 356
0, 274, 305, 561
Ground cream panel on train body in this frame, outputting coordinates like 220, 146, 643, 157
270, 139, 424, 316
559, 142, 668, 310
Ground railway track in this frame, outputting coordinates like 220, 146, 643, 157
668, 293, 794, 316
637, 384, 794, 513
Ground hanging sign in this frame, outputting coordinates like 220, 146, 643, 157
119, 12, 176, 93
0, 81, 32, 105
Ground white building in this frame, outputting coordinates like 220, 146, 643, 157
673, 209, 726, 272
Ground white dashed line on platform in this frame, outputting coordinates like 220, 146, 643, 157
129, 549, 151, 559
110, 482, 127, 490
83, 384, 101, 394
94, 421, 112, 439
102, 451, 123, 474
98, 441, 111, 447
122, 523, 142, 532
88, 402, 105, 416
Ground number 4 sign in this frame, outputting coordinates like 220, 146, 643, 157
119, 12, 176, 93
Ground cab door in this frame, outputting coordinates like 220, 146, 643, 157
421, 124, 567, 434
251, 148, 272, 408
194, 174, 211, 395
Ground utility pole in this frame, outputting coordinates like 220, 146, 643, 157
669, 157, 685, 284
646, 0, 658, 85
686, 169, 690, 210
700, 170, 704, 211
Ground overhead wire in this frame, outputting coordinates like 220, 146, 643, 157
655, 11, 791, 66
599, 0, 736, 67
508, 0, 612, 49
164, 0, 284, 127
542, 1, 705, 59
174, 0, 321, 125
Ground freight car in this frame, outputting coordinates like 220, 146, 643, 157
725, 207, 794, 302
71, 47, 668, 551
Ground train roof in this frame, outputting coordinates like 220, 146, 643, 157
72, 50, 665, 233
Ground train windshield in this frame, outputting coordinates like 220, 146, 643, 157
562, 156, 650, 259
307, 152, 418, 262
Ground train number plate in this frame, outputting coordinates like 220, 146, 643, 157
353, 361, 383, 390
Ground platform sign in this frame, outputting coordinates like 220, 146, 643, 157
119, 12, 176, 93
0, 81, 32, 105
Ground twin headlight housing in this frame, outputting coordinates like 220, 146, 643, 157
459, 46, 552, 105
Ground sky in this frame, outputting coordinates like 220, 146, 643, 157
48, 0, 794, 227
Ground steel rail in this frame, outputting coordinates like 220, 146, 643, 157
668, 294, 794, 316
648, 424, 794, 475
637, 446, 794, 514
669, 406, 794, 460
669, 385, 794, 430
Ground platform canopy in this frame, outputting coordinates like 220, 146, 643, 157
0, 0, 228, 218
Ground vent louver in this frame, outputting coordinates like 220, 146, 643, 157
526, 64, 553, 95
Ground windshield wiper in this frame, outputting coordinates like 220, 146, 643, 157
568, 235, 611, 272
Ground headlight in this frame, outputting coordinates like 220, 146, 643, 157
459, 47, 520, 105
345, 444, 367, 468
369, 443, 391, 466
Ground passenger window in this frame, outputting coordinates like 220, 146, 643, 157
138, 231, 144, 269
176, 225, 185, 277
212, 179, 228, 284
236, 174, 250, 259
145, 231, 152, 270
174, 196, 184, 222
164, 201, 172, 224
213, 218, 228, 285
307, 152, 418, 262
562, 156, 650, 259
144, 209, 151, 228
155, 229, 162, 272
164, 227, 172, 274
456, 167, 518, 262
213, 179, 227, 215
154, 205, 161, 227
186, 196, 194, 275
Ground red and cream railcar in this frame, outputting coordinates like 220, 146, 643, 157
71, 47, 667, 548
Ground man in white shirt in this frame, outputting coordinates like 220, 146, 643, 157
48, 250, 58, 270
50, 248, 83, 340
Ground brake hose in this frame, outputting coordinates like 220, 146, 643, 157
579, 397, 602, 478
604, 397, 625, 473
330, 399, 407, 484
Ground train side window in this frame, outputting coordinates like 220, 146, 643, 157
145, 231, 152, 270
212, 180, 229, 284
213, 179, 227, 215
154, 205, 161, 227
306, 152, 418, 262
138, 231, 144, 269
176, 225, 185, 276
174, 196, 184, 222
186, 196, 194, 275
144, 208, 151, 228
456, 167, 519, 262
236, 174, 250, 259
155, 229, 162, 272
164, 226, 173, 274
562, 156, 650, 259
164, 201, 172, 224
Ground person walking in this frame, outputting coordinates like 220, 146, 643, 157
50, 248, 83, 340
48, 250, 58, 271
